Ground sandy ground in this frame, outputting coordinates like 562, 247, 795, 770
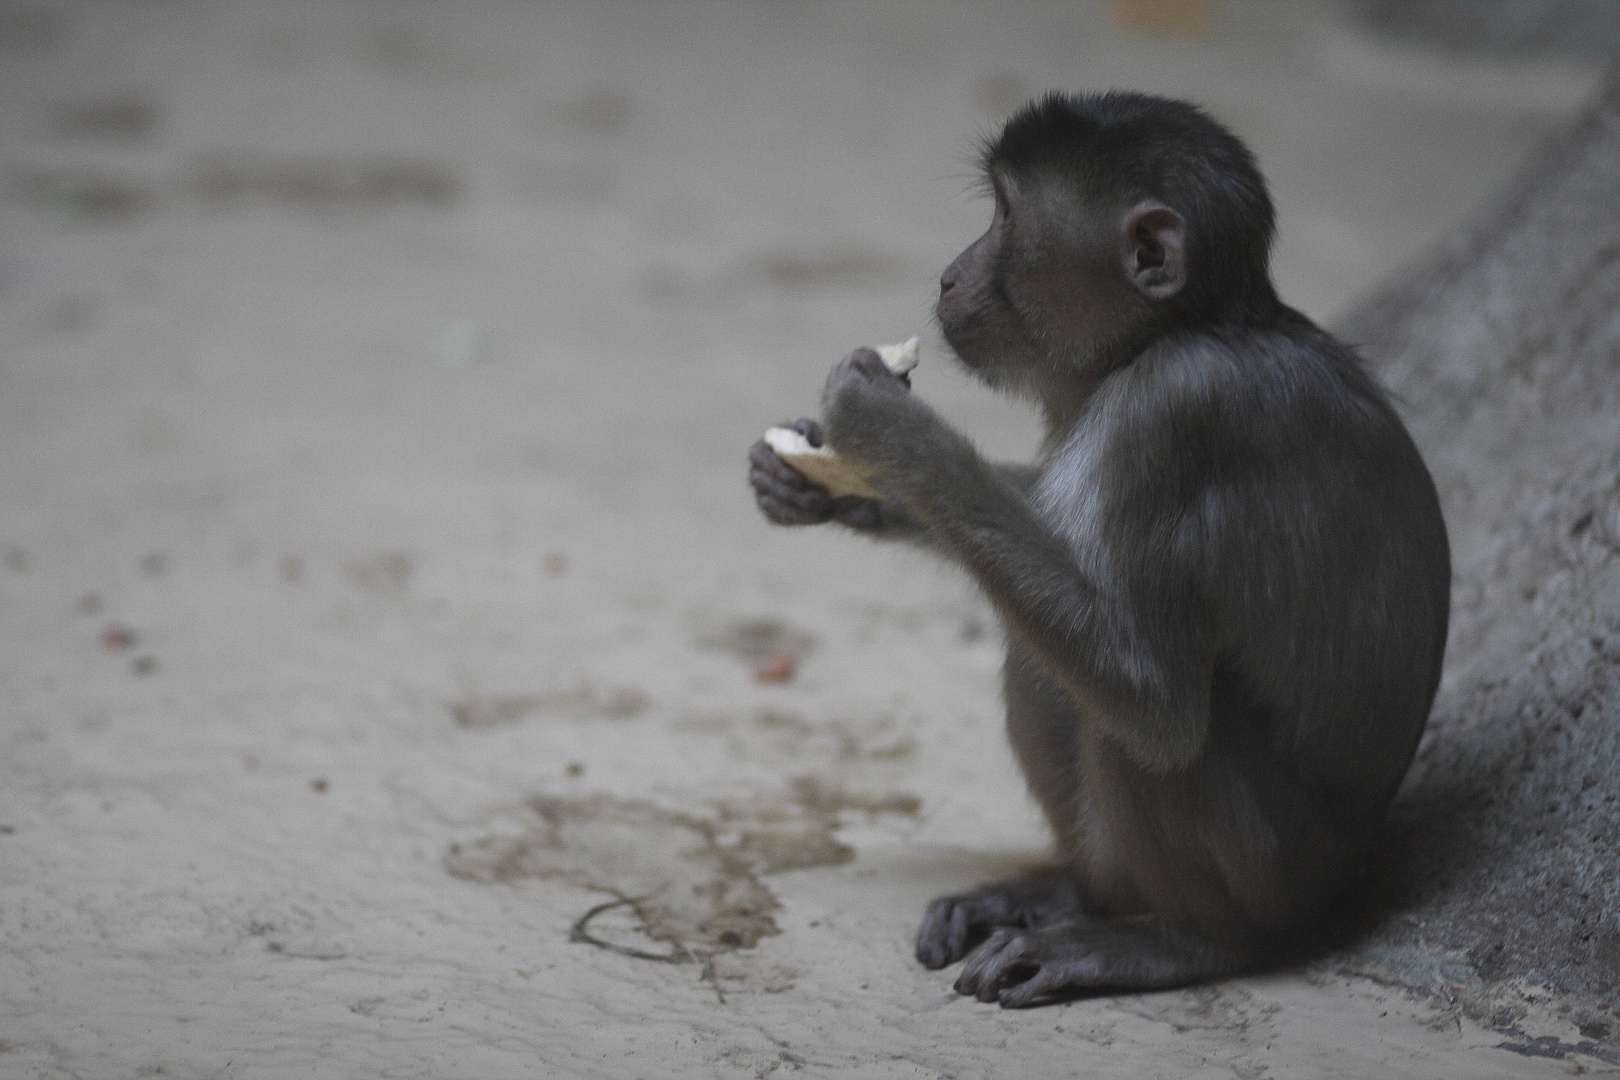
0, 2, 1612, 1077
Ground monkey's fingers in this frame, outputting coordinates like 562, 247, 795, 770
750, 467, 828, 512
846, 338, 922, 385
752, 479, 834, 524
750, 439, 815, 490
757, 494, 832, 526
750, 441, 834, 525
791, 418, 826, 447
829, 494, 883, 531
844, 347, 907, 390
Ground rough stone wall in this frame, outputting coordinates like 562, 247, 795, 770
1349, 0, 1620, 60
1336, 66, 1620, 1045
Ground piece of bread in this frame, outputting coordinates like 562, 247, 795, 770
763, 426, 882, 499
763, 337, 919, 500
875, 335, 920, 376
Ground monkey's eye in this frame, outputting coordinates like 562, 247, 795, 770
991, 194, 1013, 235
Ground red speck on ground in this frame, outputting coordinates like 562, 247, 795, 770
752, 653, 796, 684
101, 623, 136, 651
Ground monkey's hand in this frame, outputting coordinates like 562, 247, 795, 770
749, 419, 884, 529
822, 347, 940, 481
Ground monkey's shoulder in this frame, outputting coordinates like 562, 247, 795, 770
1100, 325, 1399, 464
1030, 325, 1416, 550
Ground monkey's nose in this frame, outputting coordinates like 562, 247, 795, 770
939, 271, 957, 294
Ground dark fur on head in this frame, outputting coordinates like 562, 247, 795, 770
985, 92, 1279, 323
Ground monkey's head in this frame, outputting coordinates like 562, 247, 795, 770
937, 92, 1278, 395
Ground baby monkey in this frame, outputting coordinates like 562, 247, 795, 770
748, 92, 1449, 1006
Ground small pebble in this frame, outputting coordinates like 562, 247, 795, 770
543, 551, 567, 576
131, 655, 157, 676
565, 761, 584, 777
78, 592, 104, 615
310, 777, 328, 793
280, 555, 303, 583
140, 551, 168, 577
752, 652, 796, 684
4, 548, 26, 572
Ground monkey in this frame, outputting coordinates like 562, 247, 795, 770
747, 91, 1450, 1006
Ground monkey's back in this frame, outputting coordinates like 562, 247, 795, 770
1040, 321, 1450, 816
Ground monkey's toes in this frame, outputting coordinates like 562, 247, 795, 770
916, 898, 974, 968
997, 967, 1074, 1009
954, 928, 1033, 1000
954, 923, 1111, 1006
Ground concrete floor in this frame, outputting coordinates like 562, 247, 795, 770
0, 2, 1608, 1077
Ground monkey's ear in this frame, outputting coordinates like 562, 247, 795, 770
1121, 200, 1187, 300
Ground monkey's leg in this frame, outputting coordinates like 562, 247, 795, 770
953, 914, 1251, 1007
916, 869, 1092, 969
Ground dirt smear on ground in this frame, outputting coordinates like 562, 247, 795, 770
447, 683, 650, 728
445, 778, 919, 963
695, 617, 818, 665
672, 706, 918, 766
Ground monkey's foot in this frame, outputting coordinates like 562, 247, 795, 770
915, 870, 1088, 969
952, 916, 1236, 1007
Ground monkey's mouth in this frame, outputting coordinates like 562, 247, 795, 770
936, 318, 996, 375
934, 314, 974, 364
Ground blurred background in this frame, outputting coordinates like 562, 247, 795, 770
1, 0, 1605, 507
0, 2, 1611, 1076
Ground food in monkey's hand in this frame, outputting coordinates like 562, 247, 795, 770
762, 425, 881, 499
874, 335, 920, 376
762, 336, 919, 499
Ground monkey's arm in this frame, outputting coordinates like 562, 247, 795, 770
824, 350, 1212, 770
858, 460, 1040, 544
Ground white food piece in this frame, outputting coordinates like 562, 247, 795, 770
763, 426, 828, 459
761, 336, 919, 500
763, 426, 882, 499
876, 335, 920, 376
